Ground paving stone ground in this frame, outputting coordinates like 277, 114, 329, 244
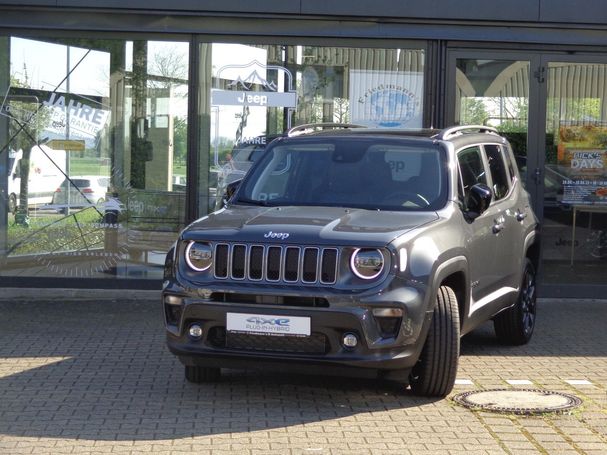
0, 296, 605, 454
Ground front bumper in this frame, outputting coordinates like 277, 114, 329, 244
163, 281, 433, 378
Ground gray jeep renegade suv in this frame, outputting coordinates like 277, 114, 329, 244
162, 124, 540, 397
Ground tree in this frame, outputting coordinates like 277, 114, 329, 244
172, 116, 187, 165
460, 97, 489, 125
6, 75, 50, 225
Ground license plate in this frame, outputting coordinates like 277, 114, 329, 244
226, 312, 310, 337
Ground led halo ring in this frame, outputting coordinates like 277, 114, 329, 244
350, 248, 385, 280
185, 241, 213, 272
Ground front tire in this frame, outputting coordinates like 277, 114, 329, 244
184, 365, 221, 383
409, 285, 460, 397
494, 258, 537, 345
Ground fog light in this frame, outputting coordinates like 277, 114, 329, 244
164, 295, 182, 305
342, 333, 358, 348
372, 308, 403, 317
189, 324, 203, 339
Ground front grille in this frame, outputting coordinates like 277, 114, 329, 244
214, 243, 339, 284
207, 327, 328, 354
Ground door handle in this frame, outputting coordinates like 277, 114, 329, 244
516, 210, 527, 222
493, 216, 505, 233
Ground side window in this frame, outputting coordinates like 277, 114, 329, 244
485, 144, 511, 201
457, 146, 487, 201
504, 145, 517, 185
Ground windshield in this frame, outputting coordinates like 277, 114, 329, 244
237, 137, 448, 211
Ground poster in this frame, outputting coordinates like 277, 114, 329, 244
349, 70, 423, 128
558, 125, 607, 205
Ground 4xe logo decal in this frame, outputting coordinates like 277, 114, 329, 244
246, 317, 290, 326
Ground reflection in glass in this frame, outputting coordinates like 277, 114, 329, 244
201, 43, 425, 214
542, 62, 607, 285
0, 37, 189, 279
455, 59, 530, 176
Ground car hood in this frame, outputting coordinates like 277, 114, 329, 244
182, 205, 439, 246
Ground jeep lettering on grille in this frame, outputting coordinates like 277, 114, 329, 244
264, 231, 290, 240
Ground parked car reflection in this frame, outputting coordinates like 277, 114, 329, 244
51, 175, 109, 214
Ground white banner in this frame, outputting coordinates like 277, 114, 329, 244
350, 69, 423, 128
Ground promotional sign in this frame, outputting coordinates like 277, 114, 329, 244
43, 93, 110, 148
558, 125, 607, 205
349, 70, 423, 128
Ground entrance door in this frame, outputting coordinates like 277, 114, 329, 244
539, 57, 607, 288
450, 50, 607, 293
447, 51, 542, 201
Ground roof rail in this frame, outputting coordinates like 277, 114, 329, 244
436, 125, 499, 140
286, 122, 367, 137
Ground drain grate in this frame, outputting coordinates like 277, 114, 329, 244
452, 389, 583, 415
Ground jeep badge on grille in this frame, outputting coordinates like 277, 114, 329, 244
264, 231, 290, 240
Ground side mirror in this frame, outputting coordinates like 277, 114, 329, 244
221, 179, 242, 208
465, 183, 492, 220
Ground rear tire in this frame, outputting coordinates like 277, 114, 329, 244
184, 365, 221, 383
409, 285, 460, 397
494, 258, 537, 345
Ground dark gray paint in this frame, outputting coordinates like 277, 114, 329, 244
1, 9, 606, 48
0, 0, 604, 25
301, 0, 540, 22
57, 0, 300, 14
539, 0, 607, 24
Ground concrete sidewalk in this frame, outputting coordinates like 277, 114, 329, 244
0, 295, 605, 454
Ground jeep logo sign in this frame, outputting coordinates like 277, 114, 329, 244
264, 231, 290, 240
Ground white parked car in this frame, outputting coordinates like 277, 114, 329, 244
51, 175, 109, 213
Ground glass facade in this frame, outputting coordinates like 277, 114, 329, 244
454, 56, 607, 290
198, 43, 425, 216
1, 26, 606, 294
455, 58, 530, 166
542, 62, 607, 285
0, 36, 189, 279
0, 37, 425, 283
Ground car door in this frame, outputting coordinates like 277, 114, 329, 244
483, 143, 525, 291
457, 146, 500, 304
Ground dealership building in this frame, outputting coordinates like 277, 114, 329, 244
0, 1, 607, 297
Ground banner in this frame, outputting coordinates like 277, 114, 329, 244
349, 70, 423, 128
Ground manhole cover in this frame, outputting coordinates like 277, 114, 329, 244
452, 389, 582, 415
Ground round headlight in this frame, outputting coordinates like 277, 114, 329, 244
185, 241, 213, 272
350, 248, 384, 280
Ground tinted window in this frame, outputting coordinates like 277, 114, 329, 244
238, 138, 448, 211
457, 146, 487, 201
485, 144, 510, 200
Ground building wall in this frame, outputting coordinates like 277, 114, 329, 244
1, 0, 607, 25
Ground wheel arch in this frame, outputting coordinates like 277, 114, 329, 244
524, 230, 541, 274
431, 256, 469, 330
